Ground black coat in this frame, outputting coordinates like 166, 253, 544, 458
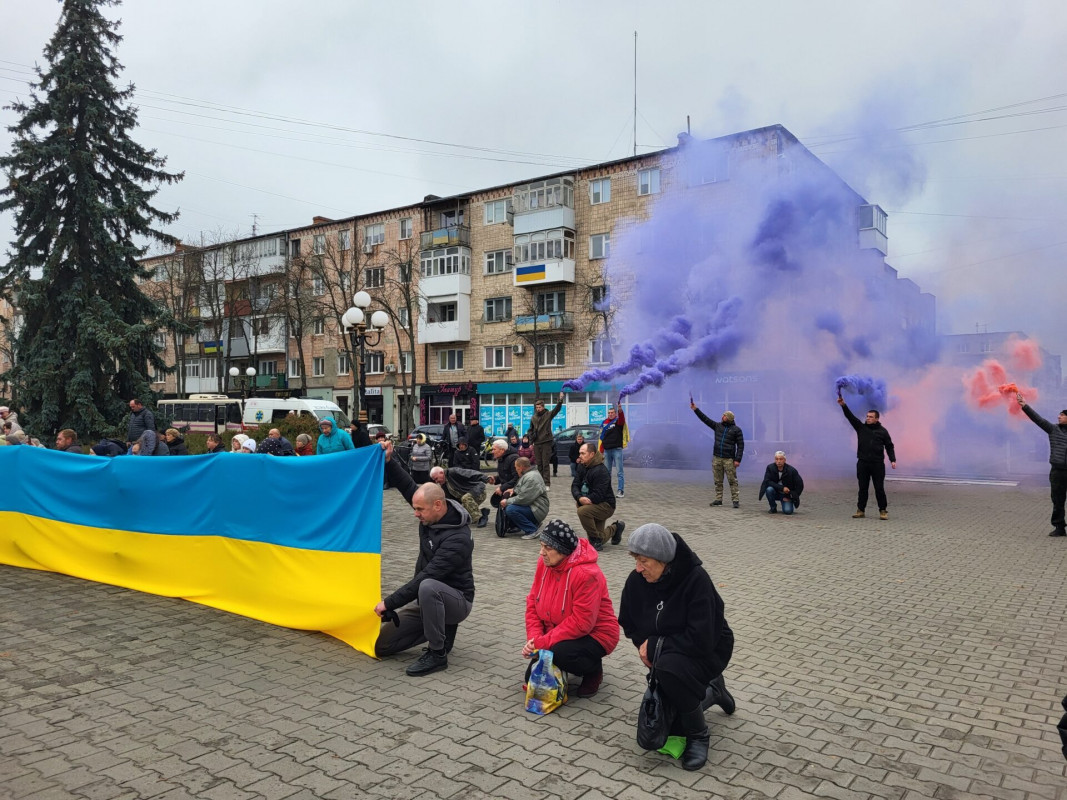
618, 532, 733, 678
758, 462, 804, 506
383, 458, 475, 610
495, 451, 520, 491
693, 407, 744, 462
571, 452, 616, 509
1022, 405, 1067, 467
567, 440, 586, 464
350, 427, 373, 448
466, 422, 486, 451
166, 437, 189, 456
841, 404, 896, 463
449, 447, 480, 471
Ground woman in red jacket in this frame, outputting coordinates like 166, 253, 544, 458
522, 519, 619, 697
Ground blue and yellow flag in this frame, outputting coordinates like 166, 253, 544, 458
0, 446, 384, 656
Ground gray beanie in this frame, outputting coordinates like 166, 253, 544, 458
627, 523, 677, 562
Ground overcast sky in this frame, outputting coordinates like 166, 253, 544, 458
2, 0, 1065, 346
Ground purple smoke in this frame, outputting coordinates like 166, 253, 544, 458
835, 374, 889, 410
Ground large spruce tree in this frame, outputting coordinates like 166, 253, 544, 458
0, 0, 182, 437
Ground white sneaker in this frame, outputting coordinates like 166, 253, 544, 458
521, 527, 542, 540
617, 490, 625, 498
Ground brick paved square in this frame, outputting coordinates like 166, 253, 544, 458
2, 471, 1066, 799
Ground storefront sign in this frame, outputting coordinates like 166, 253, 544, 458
431, 381, 476, 396
364, 387, 382, 396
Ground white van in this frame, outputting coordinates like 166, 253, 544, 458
242, 398, 350, 429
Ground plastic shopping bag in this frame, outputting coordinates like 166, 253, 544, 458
524, 649, 568, 715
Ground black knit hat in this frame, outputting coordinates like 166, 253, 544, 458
539, 519, 578, 555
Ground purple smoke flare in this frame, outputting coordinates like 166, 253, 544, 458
835, 374, 888, 410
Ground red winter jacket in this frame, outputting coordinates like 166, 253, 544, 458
524, 538, 620, 654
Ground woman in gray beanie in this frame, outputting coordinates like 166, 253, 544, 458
618, 523, 735, 771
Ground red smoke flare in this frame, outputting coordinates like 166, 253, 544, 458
1009, 339, 1042, 373
964, 361, 1036, 417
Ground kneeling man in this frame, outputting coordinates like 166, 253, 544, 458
758, 451, 804, 514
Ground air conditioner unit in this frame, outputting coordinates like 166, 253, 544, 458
609, 334, 621, 346
362, 242, 375, 254
512, 344, 525, 355
384, 363, 397, 373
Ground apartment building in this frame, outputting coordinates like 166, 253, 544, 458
130, 123, 937, 439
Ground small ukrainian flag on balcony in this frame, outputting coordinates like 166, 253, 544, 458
516, 264, 547, 283
202, 340, 223, 354
0, 446, 384, 656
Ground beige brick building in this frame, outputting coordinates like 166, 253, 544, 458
128, 124, 931, 439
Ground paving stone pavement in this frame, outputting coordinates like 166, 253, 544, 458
2, 467, 1066, 800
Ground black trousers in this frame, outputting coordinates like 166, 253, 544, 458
856, 460, 887, 512
525, 636, 606, 681
1050, 467, 1067, 531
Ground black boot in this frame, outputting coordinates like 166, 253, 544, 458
677, 706, 710, 771
703, 674, 735, 715
444, 624, 459, 654
477, 508, 490, 528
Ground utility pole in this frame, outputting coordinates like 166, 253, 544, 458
250, 213, 259, 236
633, 31, 638, 157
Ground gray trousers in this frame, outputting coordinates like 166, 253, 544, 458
374, 578, 472, 656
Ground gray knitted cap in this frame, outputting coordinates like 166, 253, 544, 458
627, 523, 677, 562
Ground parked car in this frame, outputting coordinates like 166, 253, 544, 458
367, 423, 392, 441
553, 425, 602, 468
624, 422, 715, 469
407, 424, 445, 445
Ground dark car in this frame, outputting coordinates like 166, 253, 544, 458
553, 425, 602, 468
624, 422, 715, 469
407, 424, 445, 444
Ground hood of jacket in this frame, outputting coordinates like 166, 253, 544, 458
584, 450, 605, 468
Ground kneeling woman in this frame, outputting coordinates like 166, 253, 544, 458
618, 524, 735, 771
522, 520, 619, 697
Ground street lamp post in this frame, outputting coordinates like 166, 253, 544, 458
228, 365, 257, 401
342, 291, 389, 424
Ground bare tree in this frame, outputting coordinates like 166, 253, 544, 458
275, 254, 318, 394
379, 239, 423, 437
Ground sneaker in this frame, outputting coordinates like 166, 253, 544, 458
617, 490, 624, 498
577, 668, 603, 698
405, 648, 448, 677
732, 501, 739, 509
1050, 528, 1066, 537
611, 520, 626, 546
590, 538, 605, 552
852, 510, 865, 519
879, 510, 888, 521
521, 526, 542, 541
711, 500, 723, 506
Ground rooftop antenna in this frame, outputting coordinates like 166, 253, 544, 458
250, 213, 260, 236
633, 31, 638, 157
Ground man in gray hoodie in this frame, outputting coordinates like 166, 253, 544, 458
501, 457, 550, 539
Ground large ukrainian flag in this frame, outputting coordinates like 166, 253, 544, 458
0, 445, 383, 656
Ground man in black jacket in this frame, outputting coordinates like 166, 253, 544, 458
838, 397, 896, 520
572, 442, 625, 550
1017, 394, 1067, 537
758, 451, 804, 514
374, 442, 475, 676
488, 438, 520, 500
691, 401, 745, 508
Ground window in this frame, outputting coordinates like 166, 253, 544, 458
365, 267, 385, 288
513, 229, 575, 264
313, 234, 326, 255
312, 357, 325, 377
176, 332, 185, 347
338, 230, 351, 251
420, 246, 471, 277
338, 353, 351, 375
484, 199, 510, 225
399, 218, 412, 240
538, 342, 565, 367
400, 351, 414, 373
858, 204, 887, 236
289, 239, 301, 258
366, 351, 384, 374
398, 307, 410, 328
536, 291, 566, 315
312, 276, 325, 296
485, 249, 514, 274
590, 233, 610, 260
699, 147, 730, 184
201, 358, 217, 379
364, 223, 385, 246
485, 346, 513, 370
590, 178, 611, 205
313, 317, 325, 336
428, 303, 457, 323
340, 272, 352, 293
153, 331, 166, 347
152, 366, 166, 384
513, 176, 575, 213
289, 358, 303, 377
590, 285, 608, 310
259, 359, 277, 375
638, 167, 661, 196
253, 317, 270, 336
183, 361, 200, 379
438, 349, 464, 371
589, 337, 612, 364
484, 296, 512, 323
956, 342, 969, 354
980, 340, 994, 353
440, 209, 464, 227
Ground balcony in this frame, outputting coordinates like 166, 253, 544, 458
512, 259, 575, 287
227, 373, 288, 392
420, 225, 470, 250
418, 296, 471, 345
513, 205, 575, 236
421, 271, 471, 299
514, 311, 574, 335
